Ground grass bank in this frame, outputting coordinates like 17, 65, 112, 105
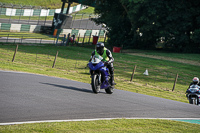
0, 119, 200, 132
123, 49, 200, 62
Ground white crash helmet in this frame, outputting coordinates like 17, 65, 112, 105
193, 77, 199, 84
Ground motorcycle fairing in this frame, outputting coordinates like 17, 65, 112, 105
101, 80, 110, 89
88, 62, 104, 71
99, 66, 110, 89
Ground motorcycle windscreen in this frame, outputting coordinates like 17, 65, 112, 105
88, 62, 104, 71
188, 85, 199, 93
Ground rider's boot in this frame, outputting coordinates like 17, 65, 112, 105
110, 74, 116, 86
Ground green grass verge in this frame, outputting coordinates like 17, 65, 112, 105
123, 49, 200, 62
0, 119, 199, 132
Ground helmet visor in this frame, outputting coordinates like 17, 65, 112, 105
96, 44, 104, 54
96, 46, 103, 54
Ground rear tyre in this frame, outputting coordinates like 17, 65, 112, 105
105, 77, 114, 94
91, 74, 100, 94
105, 86, 114, 94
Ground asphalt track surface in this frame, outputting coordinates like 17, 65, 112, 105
0, 70, 200, 124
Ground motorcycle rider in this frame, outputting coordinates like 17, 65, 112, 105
188, 77, 200, 87
89, 42, 116, 85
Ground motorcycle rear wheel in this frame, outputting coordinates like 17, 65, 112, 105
105, 86, 114, 94
91, 74, 100, 94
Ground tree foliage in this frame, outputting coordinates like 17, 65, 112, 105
88, 0, 200, 52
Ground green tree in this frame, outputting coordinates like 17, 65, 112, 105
91, 0, 133, 48
89, 0, 200, 52
158, 0, 200, 52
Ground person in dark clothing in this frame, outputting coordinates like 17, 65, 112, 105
188, 77, 200, 88
89, 42, 116, 85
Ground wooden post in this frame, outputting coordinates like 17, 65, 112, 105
6, 34, 9, 43
88, 32, 92, 44
130, 65, 137, 81
82, 33, 86, 45
72, 34, 75, 46
77, 33, 80, 45
52, 51, 58, 68
56, 35, 59, 46
21, 36, 23, 44
66, 33, 70, 46
12, 45, 18, 62
172, 73, 178, 91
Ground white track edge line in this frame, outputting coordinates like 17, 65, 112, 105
1, 117, 200, 125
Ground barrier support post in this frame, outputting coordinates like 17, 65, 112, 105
12, 45, 18, 62
130, 65, 137, 81
172, 73, 178, 91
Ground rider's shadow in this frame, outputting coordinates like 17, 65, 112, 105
40, 82, 93, 93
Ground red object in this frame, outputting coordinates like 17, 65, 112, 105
53, 29, 57, 37
69, 37, 76, 43
113, 47, 121, 53
93, 36, 99, 44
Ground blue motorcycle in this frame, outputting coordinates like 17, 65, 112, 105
88, 55, 114, 94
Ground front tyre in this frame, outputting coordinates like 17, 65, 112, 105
189, 97, 198, 105
91, 74, 100, 94
189, 98, 194, 104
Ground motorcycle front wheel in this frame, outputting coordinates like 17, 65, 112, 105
91, 74, 100, 94
189, 98, 198, 105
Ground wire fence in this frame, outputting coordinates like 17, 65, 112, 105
0, 33, 107, 46
0, 35, 56, 45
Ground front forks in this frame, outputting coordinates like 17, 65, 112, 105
98, 73, 101, 84
90, 71, 101, 85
